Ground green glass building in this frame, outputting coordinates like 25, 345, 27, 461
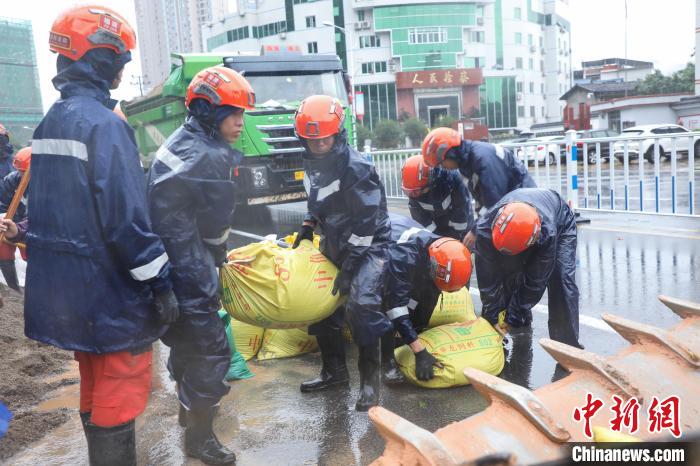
0, 17, 43, 147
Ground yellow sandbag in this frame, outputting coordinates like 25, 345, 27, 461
395, 319, 504, 388
230, 318, 264, 361
592, 426, 641, 443
282, 232, 321, 249
428, 288, 476, 328
220, 239, 342, 328
257, 328, 319, 360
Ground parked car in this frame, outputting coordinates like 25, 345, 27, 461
612, 125, 698, 162
575, 129, 619, 165
516, 136, 563, 165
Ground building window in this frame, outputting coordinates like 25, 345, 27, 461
530, 106, 535, 117
361, 61, 387, 74
514, 7, 522, 19
529, 82, 534, 93
408, 27, 448, 44
541, 106, 545, 117
357, 10, 365, 21
471, 31, 485, 43
528, 58, 533, 69
356, 82, 397, 130
516, 82, 523, 92
253, 20, 286, 39
515, 57, 523, 69
476, 5, 484, 17
539, 36, 543, 48
540, 60, 544, 71
307, 41, 318, 54
306, 16, 316, 28
541, 83, 545, 94
518, 106, 525, 117
474, 57, 485, 68
528, 34, 533, 46
515, 32, 522, 44
359, 35, 380, 48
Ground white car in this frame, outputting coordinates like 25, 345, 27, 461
612, 124, 698, 162
516, 136, 564, 165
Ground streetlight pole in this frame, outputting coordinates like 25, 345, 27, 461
322, 21, 354, 103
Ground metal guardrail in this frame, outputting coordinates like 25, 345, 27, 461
368, 131, 698, 216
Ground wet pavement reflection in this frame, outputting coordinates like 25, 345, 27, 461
10, 202, 700, 466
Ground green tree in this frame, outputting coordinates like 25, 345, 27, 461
434, 115, 458, 129
636, 62, 694, 95
356, 123, 373, 149
402, 117, 428, 147
373, 119, 403, 149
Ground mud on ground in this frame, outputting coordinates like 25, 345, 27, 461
0, 286, 76, 460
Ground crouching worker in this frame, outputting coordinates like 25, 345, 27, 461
26, 6, 178, 465
147, 66, 255, 465
0, 147, 31, 291
421, 128, 536, 249
401, 155, 474, 241
292, 95, 393, 411
381, 214, 473, 383
474, 188, 582, 349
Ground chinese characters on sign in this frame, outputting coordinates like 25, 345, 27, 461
573, 393, 681, 439
396, 68, 483, 89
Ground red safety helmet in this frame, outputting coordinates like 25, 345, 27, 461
49, 5, 136, 60
294, 95, 345, 139
185, 66, 255, 110
428, 237, 472, 292
422, 127, 462, 167
13, 147, 31, 172
491, 202, 542, 255
401, 155, 432, 198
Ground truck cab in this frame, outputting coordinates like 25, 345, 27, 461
123, 49, 354, 206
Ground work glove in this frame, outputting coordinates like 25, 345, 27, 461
207, 243, 228, 267
331, 264, 353, 296
292, 223, 315, 249
414, 349, 438, 381
154, 289, 180, 324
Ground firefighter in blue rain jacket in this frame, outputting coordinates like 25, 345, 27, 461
146, 66, 255, 466
291, 94, 393, 411
26, 6, 178, 465
474, 188, 582, 349
380, 214, 473, 384
400, 154, 473, 241
422, 127, 536, 249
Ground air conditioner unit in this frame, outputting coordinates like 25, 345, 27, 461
477, 17, 484, 26
388, 61, 396, 72
354, 22, 362, 30
280, 32, 286, 40
359, 20, 371, 29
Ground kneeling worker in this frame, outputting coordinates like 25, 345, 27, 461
474, 188, 582, 349
382, 214, 473, 383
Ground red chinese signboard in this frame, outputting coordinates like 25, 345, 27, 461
395, 68, 483, 89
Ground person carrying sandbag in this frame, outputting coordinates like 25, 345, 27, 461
147, 66, 255, 465
291, 95, 393, 412
381, 214, 473, 384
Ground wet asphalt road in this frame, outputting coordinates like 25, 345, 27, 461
8, 201, 700, 466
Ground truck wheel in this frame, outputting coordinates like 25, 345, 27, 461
587, 150, 598, 165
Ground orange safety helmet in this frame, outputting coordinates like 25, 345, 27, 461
185, 66, 255, 110
491, 202, 542, 255
294, 95, 345, 139
49, 5, 136, 60
401, 155, 433, 198
13, 147, 31, 172
428, 237, 472, 292
422, 127, 462, 167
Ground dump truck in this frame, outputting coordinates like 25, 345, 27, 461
123, 50, 355, 206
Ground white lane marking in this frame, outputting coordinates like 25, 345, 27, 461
468, 287, 614, 333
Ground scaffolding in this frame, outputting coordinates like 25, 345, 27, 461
0, 16, 44, 146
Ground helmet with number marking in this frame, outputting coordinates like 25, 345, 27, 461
294, 95, 345, 139
185, 66, 255, 110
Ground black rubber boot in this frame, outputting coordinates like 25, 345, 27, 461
80, 411, 91, 436
84, 420, 136, 466
300, 332, 349, 392
0, 260, 19, 291
380, 333, 404, 385
185, 406, 237, 465
355, 340, 380, 411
